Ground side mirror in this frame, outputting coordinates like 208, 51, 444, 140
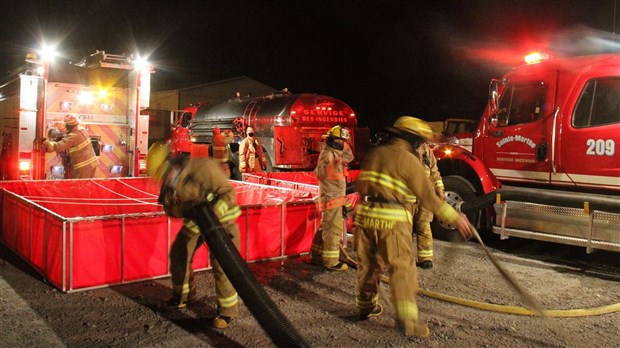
488, 79, 500, 124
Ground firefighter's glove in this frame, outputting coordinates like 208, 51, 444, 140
343, 200, 354, 218
42, 140, 54, 152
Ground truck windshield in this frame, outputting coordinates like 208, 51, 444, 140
496, 81, 547, 127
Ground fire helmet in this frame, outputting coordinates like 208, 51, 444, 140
391, 116, 435, 142
64, 114, 80, 127
146, 141, 171, 182
322, 125, 350, 140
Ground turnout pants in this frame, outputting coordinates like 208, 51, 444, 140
311, 203, 344, 267
414, 207, 434, 263
355, 213, 423, 333
169, 219, 241, 317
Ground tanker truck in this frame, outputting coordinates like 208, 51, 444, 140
183, 92, 370, 177
433, 53, 619, 253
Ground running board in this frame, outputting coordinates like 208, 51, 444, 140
493, 201, 620, 253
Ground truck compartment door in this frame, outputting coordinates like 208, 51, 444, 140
273, 126, 303, 165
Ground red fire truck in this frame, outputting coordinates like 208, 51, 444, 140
169, 92, 370, 176
434, 53, 619, 252
0, 50, 153, 180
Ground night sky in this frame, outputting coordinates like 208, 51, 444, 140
1, 0, 618, 133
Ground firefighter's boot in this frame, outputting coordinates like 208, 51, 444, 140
397, 320, 431, 338
167, 283, 197, 309
417, 260, 433, 269
359, 304, 383, 320
211, 315, 234, 329
325, 262, 349, 271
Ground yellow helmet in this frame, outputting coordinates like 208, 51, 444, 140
146, 141, 171, 182
322, 125, 350, 140
392, 116, 435, 142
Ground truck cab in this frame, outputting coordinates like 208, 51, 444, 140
478, 54, 619, 190
169, 104, 204, 158
434, 53, 620, 252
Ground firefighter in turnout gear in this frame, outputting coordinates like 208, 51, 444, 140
239, 126, 268, 173
354, 116, 473, 337
147, 141, 242, 329
211, 128, 234, 178
414, 142, 444, 269
311, 125, 354, 271
42, 115, 98, 178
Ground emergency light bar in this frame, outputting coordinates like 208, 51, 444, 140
524, 52, 549, 64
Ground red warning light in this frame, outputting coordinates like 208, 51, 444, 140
524, 52, 549, 64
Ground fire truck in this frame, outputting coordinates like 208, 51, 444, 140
169, 92, 370, 176
0, 50, 153, 180
434, 53, 619, 252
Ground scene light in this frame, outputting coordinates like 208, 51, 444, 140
78, 91, 94, 104
19, 161, 31, 171
40, 44, 58, 62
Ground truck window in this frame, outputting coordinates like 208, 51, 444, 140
180, 112, 191, 127
496, 81, 547, 127
573, 77, 620, 128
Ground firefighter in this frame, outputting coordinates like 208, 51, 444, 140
414, 141, 444, 269
147, 141, 242, 329
354, 116, 473, 337
310, 125, 354, 271
211, 128, 234, 178
42, 114, 98, 179
239, 126, 268, 173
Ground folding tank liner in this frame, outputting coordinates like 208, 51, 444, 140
0, 178, 318, 292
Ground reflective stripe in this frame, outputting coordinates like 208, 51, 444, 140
394, 300, 419, 320
184, 220, 201, 234
183, 203, 241, 230
72, 155, 98, 169
355, 294, 379, 309
321, 250, 339, 258
219, 204, 242, 223
67, 137, 92, 153
418, 249, 433, 257
319, 196, 347, 211
435, 179, 444, 190
218, 292, 239, 308
358, 171, 416, 203
356, 204, 412, 222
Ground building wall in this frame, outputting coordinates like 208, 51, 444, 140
149, 76, 278, 111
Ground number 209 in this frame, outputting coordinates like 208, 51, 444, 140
586, 139, 615, 156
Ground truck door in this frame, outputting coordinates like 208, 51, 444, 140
555, 75, 620, 190
480, 74, 556, 184
273, 126, 303, 165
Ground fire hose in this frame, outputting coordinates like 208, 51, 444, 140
191, 203, 309, 348
339, 237, 620, 318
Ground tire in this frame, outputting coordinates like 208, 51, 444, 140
431, 175, 479, 241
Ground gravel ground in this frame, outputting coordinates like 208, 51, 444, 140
1, 238, 618, 348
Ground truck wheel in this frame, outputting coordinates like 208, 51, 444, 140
431, 175, 479, 241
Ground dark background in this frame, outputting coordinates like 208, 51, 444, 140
1, 0, 618, 133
